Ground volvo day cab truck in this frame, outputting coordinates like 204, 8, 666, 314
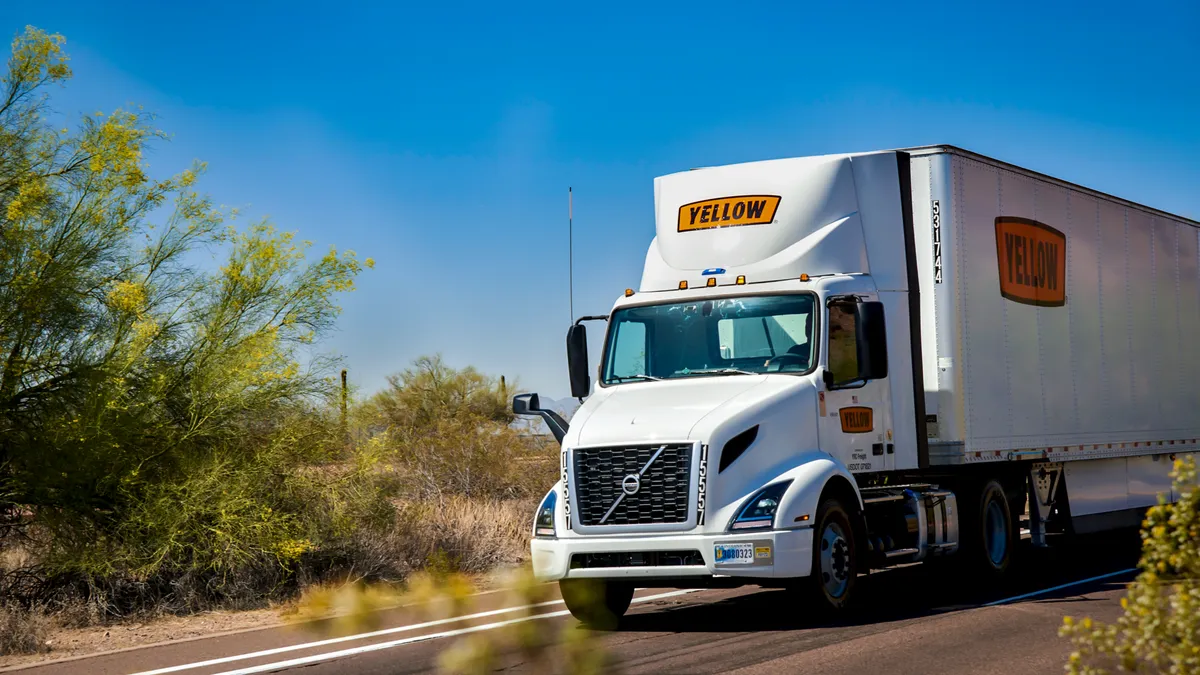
513, 145, 1200, 626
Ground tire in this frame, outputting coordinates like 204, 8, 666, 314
802, 497, 858, 611
960, 479, 1016, 576
559, 579, 634, 630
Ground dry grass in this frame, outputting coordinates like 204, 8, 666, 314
287, 495, 537, 592
0, 603, 51, 656
384, 418, 558, 501
402, 497, 536, 574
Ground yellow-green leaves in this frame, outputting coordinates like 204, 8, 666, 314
1, 26, 375, 615
79, 110, 159, 191
6, 26, 71, 88
5, 176, 49, 221
107, 279, 148, 315
1061, 456, 1200, 674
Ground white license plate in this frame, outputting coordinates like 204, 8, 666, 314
714, 543, 754, 564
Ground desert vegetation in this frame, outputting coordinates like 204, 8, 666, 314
0, 26, 557, 656
1060, 455, 1200, 674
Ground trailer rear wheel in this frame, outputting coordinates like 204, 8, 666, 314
559, 579, 634, 630
802, 497, 858, 611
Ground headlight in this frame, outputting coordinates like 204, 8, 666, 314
533, 489, 556, 537
728, 480, 792, 531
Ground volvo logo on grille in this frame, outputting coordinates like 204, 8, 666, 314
621, 474, 641, 495
598, 444, 668, 525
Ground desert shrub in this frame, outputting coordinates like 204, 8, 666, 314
365, 355, 515, 429
16, 403, 402, 617
0, 26, 553, 626
0, 26, 381, 617
384, 416, 555, 500
397, 497, 537, 574
359, 354, 557, 501
1061, 455, 1200, 674
0, 603, 51, 655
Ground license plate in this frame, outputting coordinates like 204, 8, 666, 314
714, 543, 754, 564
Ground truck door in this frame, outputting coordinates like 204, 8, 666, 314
819, 297, 893, 474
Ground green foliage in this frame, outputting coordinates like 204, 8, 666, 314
366, 354, 515, 429
1061, 456, 1200, 674
0, 26, 548, 631
360, 355, 555, 500
0, 26, 376, 612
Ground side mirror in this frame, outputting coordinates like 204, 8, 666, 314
511, 392, 569, 444
854, 301, 888, 380
512, 393, 540, 416
566, 324, 590, 398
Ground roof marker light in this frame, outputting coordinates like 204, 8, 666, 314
735, 275, 746, 285
706, 278, 716, 287
625, 288, 634, 297
800, 273, 810, 282
679, 280, 688, 290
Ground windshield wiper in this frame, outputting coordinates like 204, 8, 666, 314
679, 368, 757, 377
611, 374, 663, 383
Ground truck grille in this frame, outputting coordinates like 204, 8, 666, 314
572, 444, 693, 526
570, 550, 704, 569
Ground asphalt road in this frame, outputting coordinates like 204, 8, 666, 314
7, 530, 1141, 675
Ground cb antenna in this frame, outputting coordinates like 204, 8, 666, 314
568, 187, 574, 323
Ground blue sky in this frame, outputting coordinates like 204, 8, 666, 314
7, 1, 1199, 399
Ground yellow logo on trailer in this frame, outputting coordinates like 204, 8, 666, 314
677, 195, 781, 232
994, 217, 1067, 307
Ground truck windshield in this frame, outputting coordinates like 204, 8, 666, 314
601, 294, 817, 384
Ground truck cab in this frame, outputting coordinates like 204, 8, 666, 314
515, 150, 961, 626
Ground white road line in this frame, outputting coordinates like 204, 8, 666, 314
129, 599, 568, 675
204, 589, 696, 675
133, 589, 697, 675
982, 568, 1138, 607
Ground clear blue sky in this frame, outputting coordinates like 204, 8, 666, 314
7, 1, 1199, 400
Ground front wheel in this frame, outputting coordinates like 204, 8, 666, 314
799, 497, 858, 611
559, 579, 634, 630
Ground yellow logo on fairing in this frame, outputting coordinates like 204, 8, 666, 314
677, 195, 781, 232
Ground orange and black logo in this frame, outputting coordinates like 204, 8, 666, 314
839, 407, 873, 434
995, 217, 1066, 307
677, 195, 781, 232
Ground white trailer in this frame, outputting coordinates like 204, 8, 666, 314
513, 145, 1198, 626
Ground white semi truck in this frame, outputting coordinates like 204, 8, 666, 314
513, 145, 1199, 626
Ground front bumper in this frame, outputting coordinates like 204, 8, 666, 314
529, 527, 813, 582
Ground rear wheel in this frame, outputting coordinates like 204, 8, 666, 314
559, 579, 634, 630
802, 497, 858, 611
960, 479, 1016, 575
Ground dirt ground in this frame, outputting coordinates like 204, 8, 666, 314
0, 605, 289, 671
0, 570, 513, 671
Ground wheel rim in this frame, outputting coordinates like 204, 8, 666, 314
819, 520, 851, 599
984, 498, 1008, 566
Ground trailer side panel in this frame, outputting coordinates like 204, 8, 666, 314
928, 151, 1200, 463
